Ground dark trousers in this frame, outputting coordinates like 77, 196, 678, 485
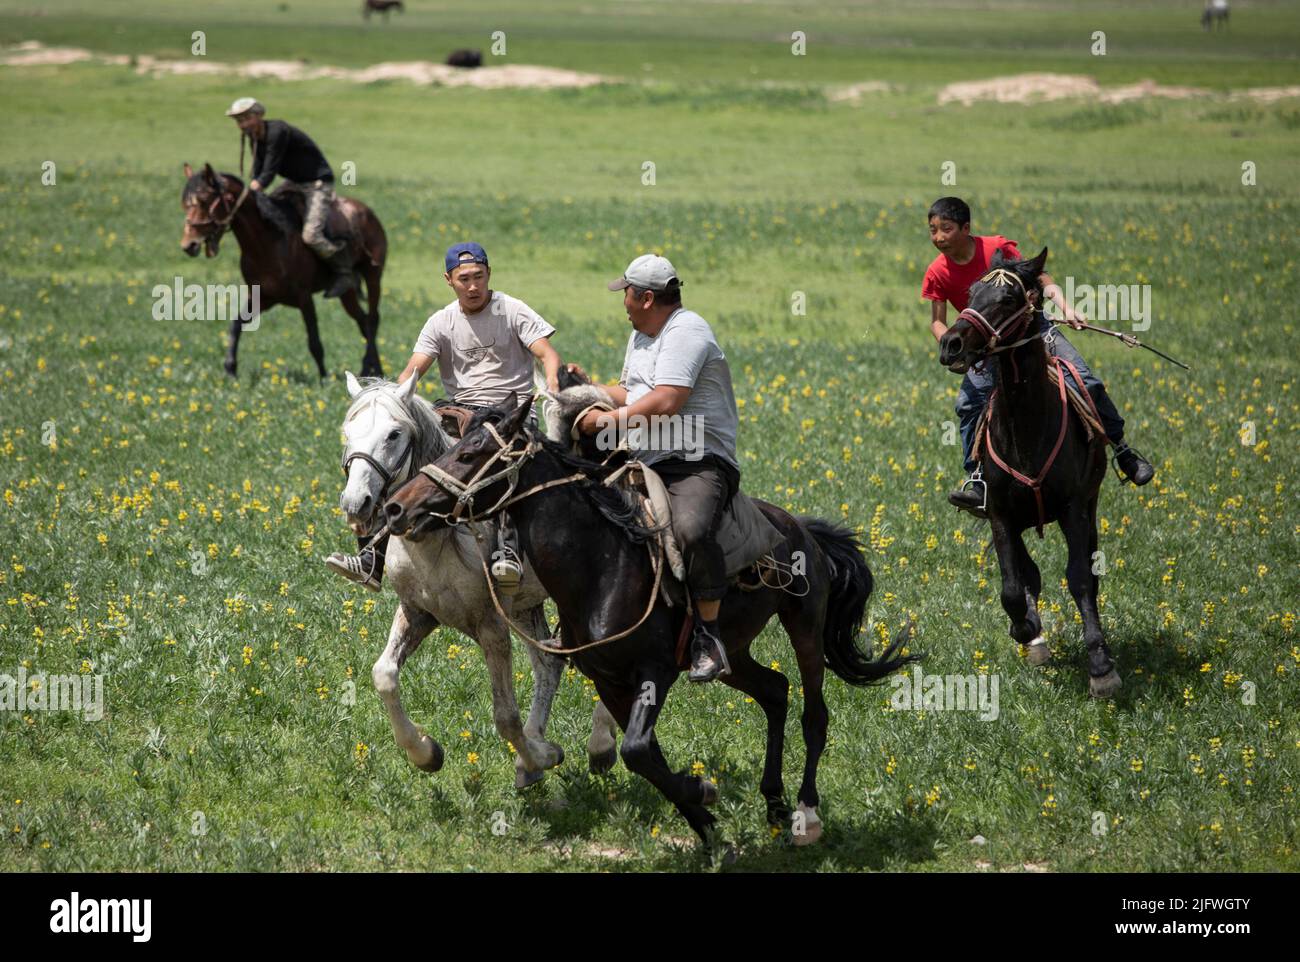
956, 313, 1127, 472
653, 455, 740, 602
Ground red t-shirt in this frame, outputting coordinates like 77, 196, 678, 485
921, 235, 1022, 313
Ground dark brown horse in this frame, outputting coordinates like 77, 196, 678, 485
180, 163, 385, 379
938, 248, 1121, 699
382, 396, 919, 852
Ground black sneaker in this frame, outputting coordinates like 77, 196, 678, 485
325, 548, 381, 592
1113, 444, 1154, 486
688, 623, 730, 683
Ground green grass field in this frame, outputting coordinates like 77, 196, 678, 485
1, 0, 1297, 871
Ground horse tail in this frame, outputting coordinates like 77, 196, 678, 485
805, 518, 921, 686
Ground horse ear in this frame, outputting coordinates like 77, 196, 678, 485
345, 371, 363, 398
396, 373, 418, 401
203, 163, 217, 184
1024, 246, 1048, 276
502, 394, 534, 434
184, 162, 193, 178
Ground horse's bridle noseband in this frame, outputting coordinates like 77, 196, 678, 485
342, 435, 414, 502
185, 176, 250, 240
956, 267, 1040, 354
416, 420, 539, 524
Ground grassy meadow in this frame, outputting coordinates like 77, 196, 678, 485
0, 0, 1297, 871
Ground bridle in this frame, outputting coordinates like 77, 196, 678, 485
340, 396, 417, 504
955, 267, 1041, 354
185, 175, 251, 244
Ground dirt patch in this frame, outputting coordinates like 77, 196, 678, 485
2, 41, 611, 91
828, 81, 895, 103
938, 72, 1300, 107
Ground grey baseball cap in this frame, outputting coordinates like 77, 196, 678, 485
608, 254, 680, 292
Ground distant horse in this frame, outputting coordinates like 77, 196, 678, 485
446, 49, 483, 68
180, 163, 385, 379
938, 248, 1122, 699
337, 373, 617, 785
363, 0, 404, 21
383, 394, 919, 851
1202, 0, 1229, 30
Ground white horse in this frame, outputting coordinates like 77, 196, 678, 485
338, 372, 619, 786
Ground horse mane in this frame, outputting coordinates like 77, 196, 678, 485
534, 429, 658, 544
345, 377, 454, 467
989, 249, 1046, 293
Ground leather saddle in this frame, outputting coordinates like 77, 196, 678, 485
264, 182, 357, 248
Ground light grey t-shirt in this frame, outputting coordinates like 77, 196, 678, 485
412, 291, 555, 407
619, 308, 739, 467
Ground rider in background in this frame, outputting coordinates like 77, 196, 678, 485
226, 97, 356, 298
921, 196, 1154, 517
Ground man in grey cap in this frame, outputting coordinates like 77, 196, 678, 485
225, 97, 355, 298
569, 254, 741, 683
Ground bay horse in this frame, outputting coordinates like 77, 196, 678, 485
938, 247, 1122, 699
180, 163, 385, 380
382, 395, 919, 851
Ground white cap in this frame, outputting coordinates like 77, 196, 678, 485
608, 254, 679, 292
225, 97, 265, 117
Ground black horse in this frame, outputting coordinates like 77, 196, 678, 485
383, 397, 918, 850
938, 248, 1121, 699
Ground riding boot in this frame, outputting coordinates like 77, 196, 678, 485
324, 248, 357, 299
688, 618, 730, 683
1113, 444, 1155, 486
948, 469, 988, 519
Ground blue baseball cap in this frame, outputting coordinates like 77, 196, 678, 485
444, 242, 489, 274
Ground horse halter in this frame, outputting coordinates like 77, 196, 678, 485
186, 177, 250, 238
956, 267, 1039, 353
342, 435, 414, 502
416, 420, 539, 524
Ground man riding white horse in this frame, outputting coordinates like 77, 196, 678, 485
327, 241, 565, 594
225, 96, 356, 298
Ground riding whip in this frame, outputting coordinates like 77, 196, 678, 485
1055, 321, 1191, 371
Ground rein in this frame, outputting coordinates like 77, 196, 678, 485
416, 418, 669, 655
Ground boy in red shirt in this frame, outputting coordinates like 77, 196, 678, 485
922, 197, 1153, 516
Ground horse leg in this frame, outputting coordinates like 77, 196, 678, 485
990, 518, 1039, 658
587, 700, 619, 774
1009, 529, 1049, 665
616, 664, 720, 848
224, 312, 243, 378
720, 650, 791, 828
514, 604, 568, 787
340, 284, 381, 379
372, 603, 444, 771
1061, 500, 1121, 698
299, 297, 327, 381
786, 614, 828, 846
364, 264, 383, 376
476, 622, 564, 788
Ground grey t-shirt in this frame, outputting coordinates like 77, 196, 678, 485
412, 291, 555, 407
619, 308, 739, 467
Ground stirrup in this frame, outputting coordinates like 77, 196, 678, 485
689, 630, 731, 683
959, 467, 987, 511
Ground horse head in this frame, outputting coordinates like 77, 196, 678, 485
939, 247, 1047, 374
384, 395, 535, 541
339, 372, 451, 535
180, 162, 242, 258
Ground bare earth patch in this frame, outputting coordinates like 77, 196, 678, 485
1, 41, 611, 91
937, 72, 1300, 107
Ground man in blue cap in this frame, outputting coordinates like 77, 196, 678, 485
327, 242, 564, 592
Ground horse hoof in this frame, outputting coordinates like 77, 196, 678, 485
588, 747, 618, 774
793, 802, 823, 846
700, 779, 719, 806
1026, 637, 1051, 666
413, 739, 444, 773
515, 766, 545, 790
1089, 670, 1122, 699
